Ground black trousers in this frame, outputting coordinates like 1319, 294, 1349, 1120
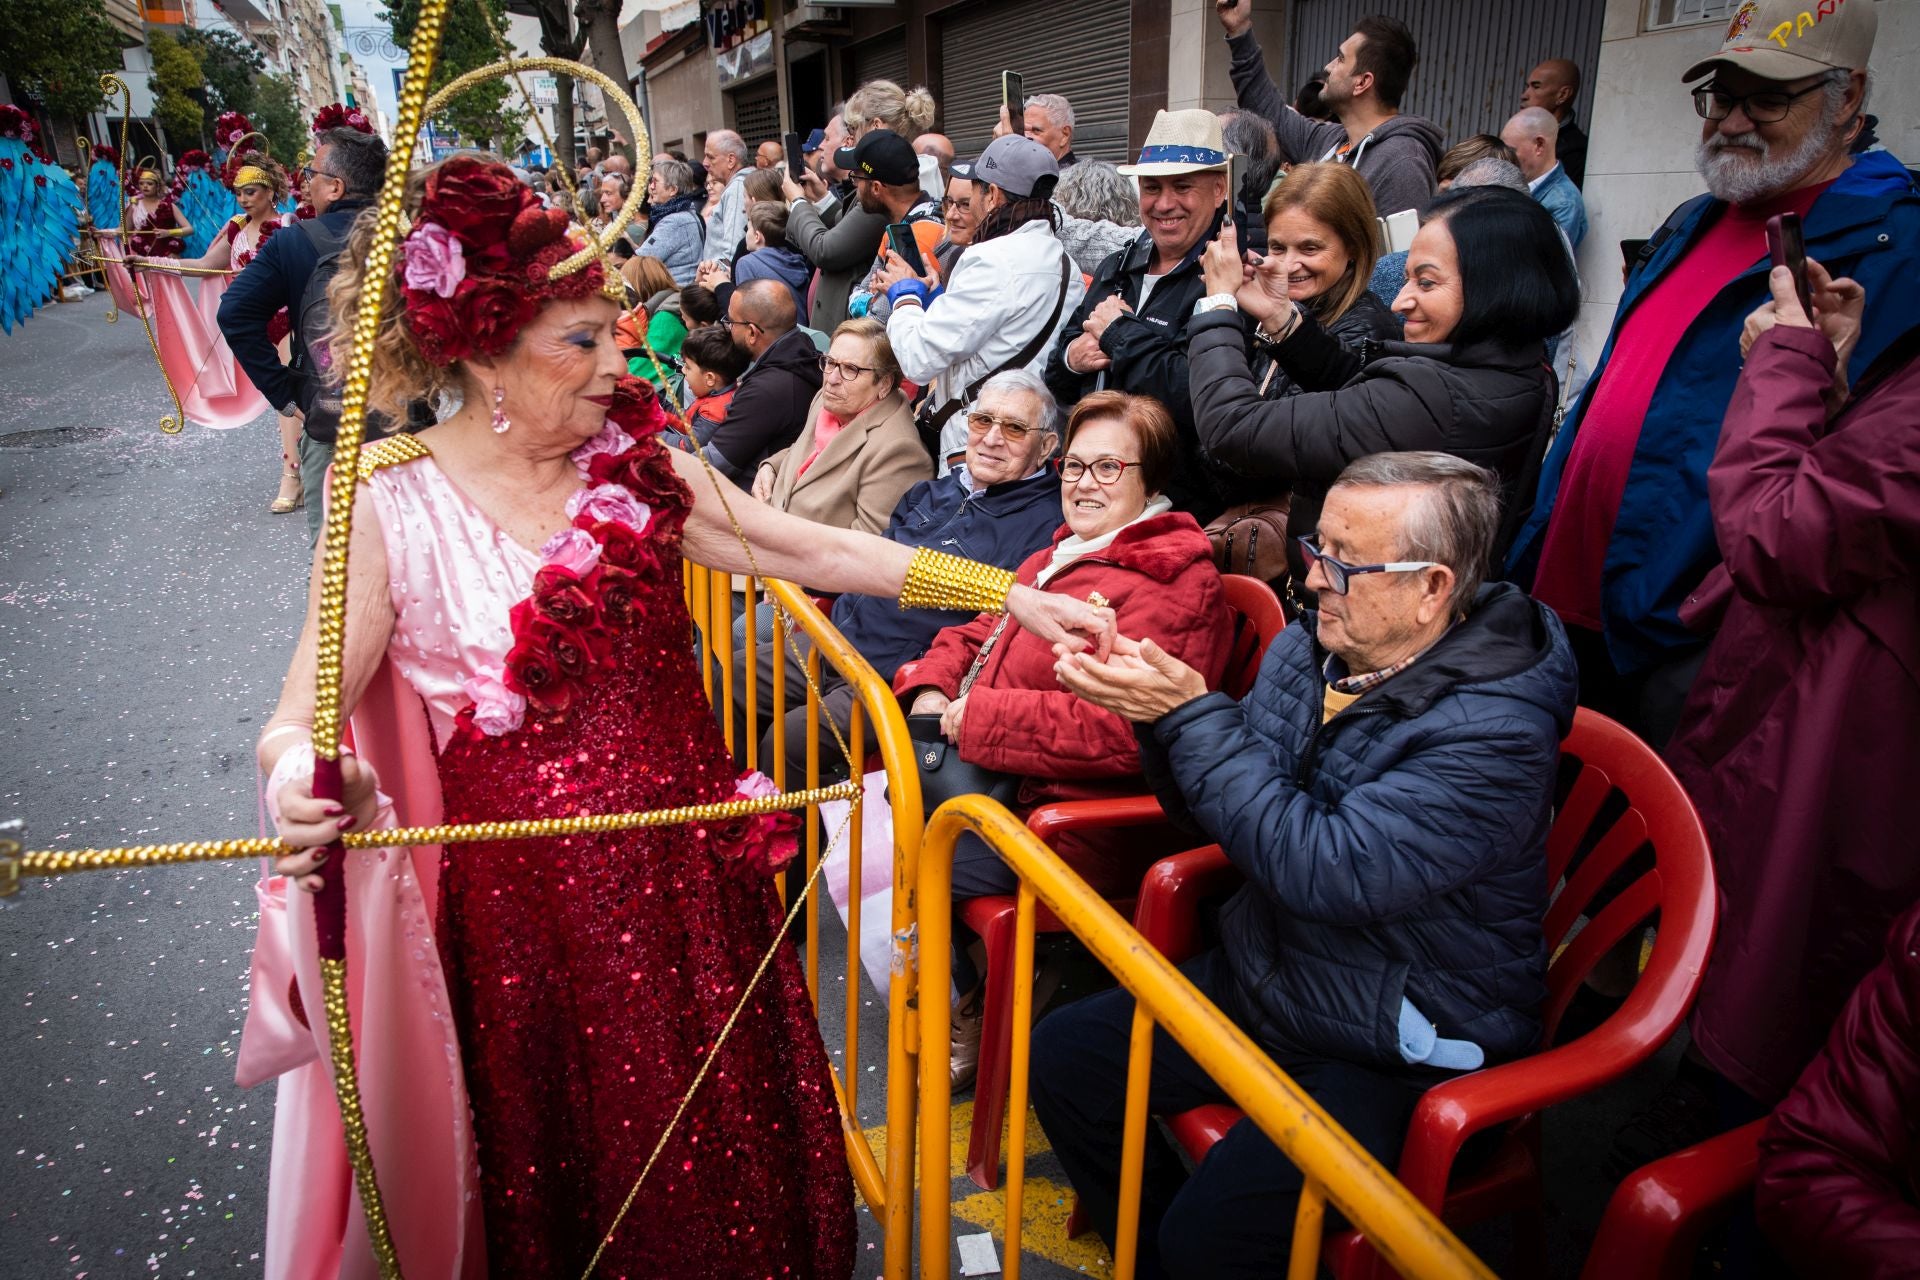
1030, 951, 1435, 1280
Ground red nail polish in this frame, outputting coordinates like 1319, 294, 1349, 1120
337, 816, 357, 832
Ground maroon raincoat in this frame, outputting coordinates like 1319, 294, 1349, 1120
1667, 322, 1920, 1104
1756, 900, 1920, 1277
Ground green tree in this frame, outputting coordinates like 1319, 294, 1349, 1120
0, 0, 124, 120
253, 73, 306, 167
178, 28, 266, 119
146, 31, 206, 152
384, 0, 529, 151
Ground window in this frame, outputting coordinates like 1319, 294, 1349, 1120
1647, 0, 1741, 32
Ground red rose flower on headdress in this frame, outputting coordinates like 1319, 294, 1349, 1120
423, 157, 537, 245
0, 105, 33, 142
214, 111, 253, 152
92, 143, 118, 164
178, 149, 211, 170
311, 103, 374, 136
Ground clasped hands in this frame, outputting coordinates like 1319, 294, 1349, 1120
1065, 295, 1133, 373
1054, 632, 1209, 724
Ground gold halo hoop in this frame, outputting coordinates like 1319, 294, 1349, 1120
422, 57, 651, 279
224, 130, 271, 160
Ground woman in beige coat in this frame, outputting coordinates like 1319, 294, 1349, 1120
751, 319, 931, 533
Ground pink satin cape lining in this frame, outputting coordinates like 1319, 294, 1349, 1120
237, 657, 487, 1278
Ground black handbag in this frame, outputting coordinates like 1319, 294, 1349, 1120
904, 617, 1021, 816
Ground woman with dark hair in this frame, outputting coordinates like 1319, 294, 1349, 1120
873, 133, 1087, 468
1189, 184, 1577, 571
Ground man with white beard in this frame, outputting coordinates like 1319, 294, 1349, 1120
1510, 0, 1918, 753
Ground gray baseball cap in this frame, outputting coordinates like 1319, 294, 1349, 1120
971, 134, 1060, 200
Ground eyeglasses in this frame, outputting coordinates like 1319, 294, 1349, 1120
300, 166, 344, 183
723, 316, 760, 334
965, 410, 1039, 442
817, 355, 876, 380
1692, 82, 1825, 124
1059, 456, 1142, 485
1295, 538, 1440, 595
940, 196, 968, 211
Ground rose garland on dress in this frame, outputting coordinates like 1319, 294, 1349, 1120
452, 375, 796, 874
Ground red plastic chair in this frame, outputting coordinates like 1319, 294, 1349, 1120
960, 574, 1286, 1190
1128, 708, 1719, 1278
1578, 1119, 1764, 1280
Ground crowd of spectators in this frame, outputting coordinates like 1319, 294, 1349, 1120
460, 0, 1916, 1269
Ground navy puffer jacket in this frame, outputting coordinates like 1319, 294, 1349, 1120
1140, 583, 1577, 1069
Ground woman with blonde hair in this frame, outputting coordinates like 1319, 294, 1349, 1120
843, 78, 943, 200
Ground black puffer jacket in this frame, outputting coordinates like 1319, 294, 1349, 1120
703, 326, 825, 484
1188, 306, 1556, 564
1139, 584, 1577, 1068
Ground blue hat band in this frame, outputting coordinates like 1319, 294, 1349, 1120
1133, 144, 1227, 167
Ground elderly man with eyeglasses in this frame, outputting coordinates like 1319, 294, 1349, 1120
1042, 451, 1576, 1277
725, 368, 1065, 783
1513, 0, 1918, 754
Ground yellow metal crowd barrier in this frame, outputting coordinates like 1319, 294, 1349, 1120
684, 565, 925, 1279
917, 795, 1498, 1280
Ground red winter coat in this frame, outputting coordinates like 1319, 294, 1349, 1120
892, 510, 1232, 885
1667, 323, 1920, 1104
1756, 901, 1920, 1277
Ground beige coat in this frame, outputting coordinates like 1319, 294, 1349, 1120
763, 388, 931, 534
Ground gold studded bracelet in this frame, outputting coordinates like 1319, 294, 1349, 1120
898, 547, 1018, 614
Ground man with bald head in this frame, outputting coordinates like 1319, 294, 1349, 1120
702, 128, 755, 267
913, 132, 955, 184
706, 278, 824, 481
1501, 106, 1586, 248
756, 138, 785, 170
1520, 59, 1586, 186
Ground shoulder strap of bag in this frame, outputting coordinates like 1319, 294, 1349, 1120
956, 615, 1015, 698
921, 254, 1075, 438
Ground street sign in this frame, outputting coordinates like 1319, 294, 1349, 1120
531, 75, 558, 107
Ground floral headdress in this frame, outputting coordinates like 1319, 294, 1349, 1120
311, 102, 374, 137
91, 143, 118, 165
0, 105, 50, 162
171, 149, 211, 197
399, 156, 619, 366
213, 112, 253, 154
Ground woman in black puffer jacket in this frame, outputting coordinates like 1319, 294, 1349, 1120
1190, 184, 1579, 587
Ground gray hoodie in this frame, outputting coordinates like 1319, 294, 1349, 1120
1227, 30, 1444, 218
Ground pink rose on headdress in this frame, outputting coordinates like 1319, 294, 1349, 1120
572, 420, 636, 477
403, 222, 465, 299
539, 526, 603, 577
462, 665, 527, 736
566, 483, 651, 533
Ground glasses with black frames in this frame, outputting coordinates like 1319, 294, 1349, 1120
1295, 537, 1440, 595
1691, 82, 1825, 124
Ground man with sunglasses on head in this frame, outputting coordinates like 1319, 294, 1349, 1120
1043, 452, 1576, 1275
1512, 0, 1918, 753
218, 126, 389, 544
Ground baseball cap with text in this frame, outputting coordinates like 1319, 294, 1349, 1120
1682, 0, 1878, 83
832, 129, 920, 185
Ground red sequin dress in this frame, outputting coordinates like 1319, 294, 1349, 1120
360, 435, 856, 1277
128, 194, 186, 257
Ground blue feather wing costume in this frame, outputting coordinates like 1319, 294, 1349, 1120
0, 140, 82, 333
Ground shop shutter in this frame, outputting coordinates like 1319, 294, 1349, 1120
845, 28, 911, 95
937, 0, 1133, 165
1283, 0, 1605, 146
731, 82, 783, 146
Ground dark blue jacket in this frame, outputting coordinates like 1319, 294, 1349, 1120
830, 466, 1060, 682
1510, 151, 1920, 674
217, 198, 372, 413
1141, 583, 1577, 1069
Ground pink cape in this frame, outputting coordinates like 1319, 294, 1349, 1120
237, 656, 487, 1279
95, 232, 144, 317
143, 268, 270, 430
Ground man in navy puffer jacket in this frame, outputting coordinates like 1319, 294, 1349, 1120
1039, 452, 1576, 1277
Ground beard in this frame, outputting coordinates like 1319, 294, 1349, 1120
1696, 100, 1847, 204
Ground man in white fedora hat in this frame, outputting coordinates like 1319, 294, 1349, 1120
1044, 109, 1234, 518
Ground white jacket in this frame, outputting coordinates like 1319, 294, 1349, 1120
886, 220, 1086, 463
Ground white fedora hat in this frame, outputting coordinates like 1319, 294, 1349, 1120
1117, 109, 1231, 177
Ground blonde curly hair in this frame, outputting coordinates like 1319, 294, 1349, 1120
844, 80, 937, 140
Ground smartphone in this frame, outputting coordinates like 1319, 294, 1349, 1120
886, 221, 927, 277
783, 130, 805, 183
1002, 71, 1025, 115
1766, 212, 1813, 316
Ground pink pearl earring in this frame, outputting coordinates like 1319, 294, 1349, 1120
491, 384, 510, 434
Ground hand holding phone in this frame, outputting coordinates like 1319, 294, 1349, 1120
1002, 71, 1026, 114
1765, 212, 1813, 319
886, 222, 928, 278
783, 131, 805, 183
1214, 0, 1253, 37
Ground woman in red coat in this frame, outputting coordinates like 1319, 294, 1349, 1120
1666, 260, 1920, 1111
894, 390, 1232, 1085
1756, 900, 1920, 1277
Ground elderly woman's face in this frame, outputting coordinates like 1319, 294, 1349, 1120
481, 295, 627, 450
1392, 219, 1465, 344
818, 333, 889, 419
598, 179, 623, 214
1060, 415, 1149, 540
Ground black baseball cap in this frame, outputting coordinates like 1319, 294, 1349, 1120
833, 129, 919, 186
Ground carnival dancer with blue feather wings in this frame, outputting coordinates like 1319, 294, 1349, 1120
173, 148, 237, 257
0, 105, 82, 335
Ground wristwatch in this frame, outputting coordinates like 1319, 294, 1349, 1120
1193, 292, 1239, 316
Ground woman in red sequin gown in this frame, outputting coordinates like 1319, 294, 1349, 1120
241, 155, 1109, 1280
